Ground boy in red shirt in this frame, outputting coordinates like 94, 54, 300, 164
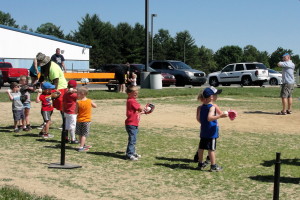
63, 80, 78, 144
35, 82, 55, 139
125, 85, 144, 161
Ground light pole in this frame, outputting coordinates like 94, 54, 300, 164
151, 14, 157, 61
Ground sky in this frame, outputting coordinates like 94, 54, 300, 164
2, 0, 300, 55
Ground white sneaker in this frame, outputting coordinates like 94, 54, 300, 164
134, 153, 141, 158
129, 155, 138, 161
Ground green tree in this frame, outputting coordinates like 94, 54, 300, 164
36, 22, 65, 39
131, 23, 145, 64
243, 45, 259, 62
73, 14, 119, 67
0, 10, 18, 28
153, 29, 174, 60
214, 45, 243, 70
115, 22, 134, 63
197, 46, 217, 73
173, 31, 198, 66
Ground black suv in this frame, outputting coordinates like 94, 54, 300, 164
149, 60, 206, 86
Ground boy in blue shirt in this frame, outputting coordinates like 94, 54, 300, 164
197, 87, 227, 172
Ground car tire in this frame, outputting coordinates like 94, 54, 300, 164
209, 77, 219, 87
269, 78, 278, 85
175, 76, 185, 86
241, 76, 252, 86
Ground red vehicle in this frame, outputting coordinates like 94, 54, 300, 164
0, 62, 29, 84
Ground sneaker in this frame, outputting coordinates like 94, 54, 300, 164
78, 147, 89, 152
38, 132, 44, 137
42, 134, 54, 139
133, 153, 141, 158
37, 123, 45, 130
70, 140, 79, 144
128, 155, 138, 161
204, 156, 211, 165
23, 127, 29, 131
65, 137, 70, 143
210, 164, 223, 172
83, 145, 92, 149
14, 128, 19, 133
197, 162, 208, 170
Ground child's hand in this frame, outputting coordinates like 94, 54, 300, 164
220, 113, 228, 118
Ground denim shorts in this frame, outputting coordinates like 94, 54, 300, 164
23, 102, 31, 109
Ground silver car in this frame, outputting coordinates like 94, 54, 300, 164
268, 69, 282, 85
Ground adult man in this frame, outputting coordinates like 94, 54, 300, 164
277, 53, 295, 115
51, 48, 66, 73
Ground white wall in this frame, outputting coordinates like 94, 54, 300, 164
0, 28, 90, 61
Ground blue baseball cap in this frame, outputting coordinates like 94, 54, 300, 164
42, 82, 55, 89
202, 87, 222, 98
282, 53, 290, 57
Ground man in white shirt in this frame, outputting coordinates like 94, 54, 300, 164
277, 53, 295, 115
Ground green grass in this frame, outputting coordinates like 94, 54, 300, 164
0, 87, 299, 199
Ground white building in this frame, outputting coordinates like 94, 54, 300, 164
0, 24, 92, 71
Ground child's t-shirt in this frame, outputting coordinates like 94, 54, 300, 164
200, 104, 218, 139
11, 92, 23, 111
63, 91, 77, 114
39, 93, 54, 111
125, 97, 141, 126
77, 98, 92, 122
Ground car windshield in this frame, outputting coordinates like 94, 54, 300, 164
170, 61, 192, 69
245, 63, 267, 70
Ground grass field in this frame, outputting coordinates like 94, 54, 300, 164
0, 87, 299, 200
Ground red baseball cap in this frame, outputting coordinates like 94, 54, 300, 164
68, 80, 77, 88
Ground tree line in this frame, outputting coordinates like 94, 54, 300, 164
1, 11, 299, 73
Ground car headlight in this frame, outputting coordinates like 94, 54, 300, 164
185, 71, 194, 76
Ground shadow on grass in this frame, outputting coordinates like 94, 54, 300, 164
87, 151, 126, 160
36, 138, 60, 143
249, 175, 300, 184
43, 144, 78, 151
244, 111, 275, 115
261, 158, 300, 167
156, 156, 195, 163
154, 163, 198, 170
13, 133, 40, 137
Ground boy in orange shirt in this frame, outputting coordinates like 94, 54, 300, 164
75, 87, 97, 152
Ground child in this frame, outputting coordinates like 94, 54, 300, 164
19, 75, 34, 131
75, 87, 97, 152
35, 82, 55, 139
125, 85, 144, 161
62, 80, 78, 144
194, 86, 223, 163
7, 82, 26, 133
197, 87, 227, 172
129, 73, 137, 86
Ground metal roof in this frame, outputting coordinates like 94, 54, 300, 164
0, 24, 92, 48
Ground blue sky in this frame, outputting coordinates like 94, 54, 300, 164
2, 0, 300, 55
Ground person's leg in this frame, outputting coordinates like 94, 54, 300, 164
198, 149, 204, 163
287, 97, 292, 111
208, 150, 216, 165
281, 97, 287, 112
80, 136, 86, 148
126, 125, 138, 158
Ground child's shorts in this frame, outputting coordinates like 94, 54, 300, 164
13, 110, 25, 121
199, 138, 217, 151
23, 102, 31, 109
75, 122, 91, 137
64, 113, 77, 130
41, 111, 53, 122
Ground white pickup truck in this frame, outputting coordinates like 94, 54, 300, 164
207, 62, 269, 87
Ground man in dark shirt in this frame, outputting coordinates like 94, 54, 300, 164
51, 48, 66, 73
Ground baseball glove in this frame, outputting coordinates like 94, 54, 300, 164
51, 91, 61, 99
228, 109, 237, 121
20, 94, 28, 103
143, 103, 155, 114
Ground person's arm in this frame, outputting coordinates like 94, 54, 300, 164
91, 100, 97, 108
75, 102, 79, 114
214, 104, 223, 115
62, 61, 67, 73
33, 59, 39, 74
196, 105, 201, 124
52, 78, 59, 89
207, 106, 227, 121
7, 90, 13, 101
35, 92, 41, 103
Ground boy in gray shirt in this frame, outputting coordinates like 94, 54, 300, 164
7, 82, 26, 133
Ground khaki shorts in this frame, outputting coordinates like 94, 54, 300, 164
280, 84, 294, 98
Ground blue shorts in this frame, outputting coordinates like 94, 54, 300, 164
13, 110, 25, 121
23, 102, 31, 109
